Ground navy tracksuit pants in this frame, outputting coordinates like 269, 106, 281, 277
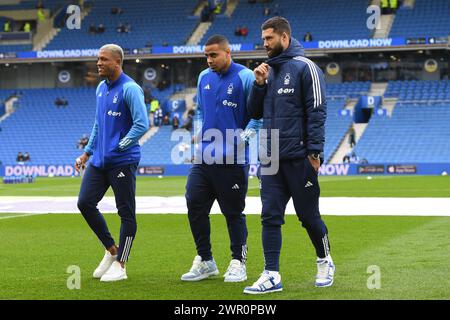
260, 158, 330, 271
77, 163, 138, 263
185, 164, 249, 262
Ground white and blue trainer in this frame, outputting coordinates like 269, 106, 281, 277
243, 270, 283, 294
181, 255, 219, 281
223, 259, 247, 282
315, 255, 335, 287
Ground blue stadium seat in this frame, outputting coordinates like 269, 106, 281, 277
45, 0, 198, 50
0, 85, 182, 165
390, 0, 450, 38
201, 0, 372, 46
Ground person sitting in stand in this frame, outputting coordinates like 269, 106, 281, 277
88, 23, 97, 34
240, 25, 249, 37
97, 23, 105, 33
235, 26, 242, 36
162, 112, 170, 125
16, 152, 24, 163
172, 114, 180, 130
303, 31, 313, 42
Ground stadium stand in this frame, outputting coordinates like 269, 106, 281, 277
45, 0, 199, 50
0, 84, 187, 165
389, 0, 450, 39
354, 80, 450, 163
0, 0, 62, 11
140, 125, 188, 165
323, 97, 353, 163
327, 81, 371, 99
200, 0, 372, 46
0, 88, 96, 165
353, 103, 450, 163
0, 44, 33, 53
384, 80, 450, 102
0, 89, 15, 102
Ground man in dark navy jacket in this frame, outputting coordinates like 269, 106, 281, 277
244, 17, 335, 294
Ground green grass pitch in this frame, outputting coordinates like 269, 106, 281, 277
1, 175, 450, 197
0, 175, 449, 300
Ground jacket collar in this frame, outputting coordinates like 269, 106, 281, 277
106, 72, 125, 89
266, 38, 305, 67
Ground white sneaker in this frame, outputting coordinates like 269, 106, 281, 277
224, 259, 247, 282
181, 255, 219, 281
93, 250, 117, 279
243, 270, 283, 294
315, 255, 335, 287
100, 261, 128, 282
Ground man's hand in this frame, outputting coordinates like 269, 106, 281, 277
75, 152, 90, 173
254, 63, 269, 86
240, 128, 256, 143
308, 155, 320, 173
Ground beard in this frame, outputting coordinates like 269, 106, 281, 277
266, 41, 284, 58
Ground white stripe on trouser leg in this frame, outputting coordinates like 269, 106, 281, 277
241, 244, 247, 263
120, 237, 130, 262
322, 235, 330, 257
121, 237, 133, 262
122, 237, 132, 262
123, 236, 133, 262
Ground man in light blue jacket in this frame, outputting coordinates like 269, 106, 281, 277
75, 44, 149, 282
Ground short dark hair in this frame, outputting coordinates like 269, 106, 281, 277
261, 16, 291, 37
205, 34, 230, 47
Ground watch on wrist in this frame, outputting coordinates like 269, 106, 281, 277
309, 153, 320, 160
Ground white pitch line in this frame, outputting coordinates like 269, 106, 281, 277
0, 213, 48, 220
1, 196, 450, 216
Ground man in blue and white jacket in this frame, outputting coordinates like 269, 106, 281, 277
181, 35, 262, 283
75, 44, 149, 282
244, 17, 335, 294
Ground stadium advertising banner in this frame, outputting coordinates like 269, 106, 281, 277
387, 164, 417, 174
358, 165, 386, 174
1, 163, 449, 177
2, 37, 447, 61
152, 43, 255, 54
138, 166, 165, 175
2, 164, 77, 177
319, 164, 353, 176
302, 37, 448, 49
10, 44, 254, 60
16, 49, 100, 59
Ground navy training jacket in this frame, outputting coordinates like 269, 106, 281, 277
247, 38, 327, 160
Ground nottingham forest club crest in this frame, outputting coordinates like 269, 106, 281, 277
284, 73, 291, 85
227, 83, 234, 95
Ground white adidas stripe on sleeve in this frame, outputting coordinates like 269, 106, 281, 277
294, 56, 323, 108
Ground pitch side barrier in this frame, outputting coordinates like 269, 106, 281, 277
1, 163, 449, 177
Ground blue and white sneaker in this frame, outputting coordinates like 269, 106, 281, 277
243, 270, 283, 294
315, 255, 335, 287
181, 255, 219, 281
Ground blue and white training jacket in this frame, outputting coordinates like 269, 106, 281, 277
196, 61, 262, 165
84, 72, 149, 169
